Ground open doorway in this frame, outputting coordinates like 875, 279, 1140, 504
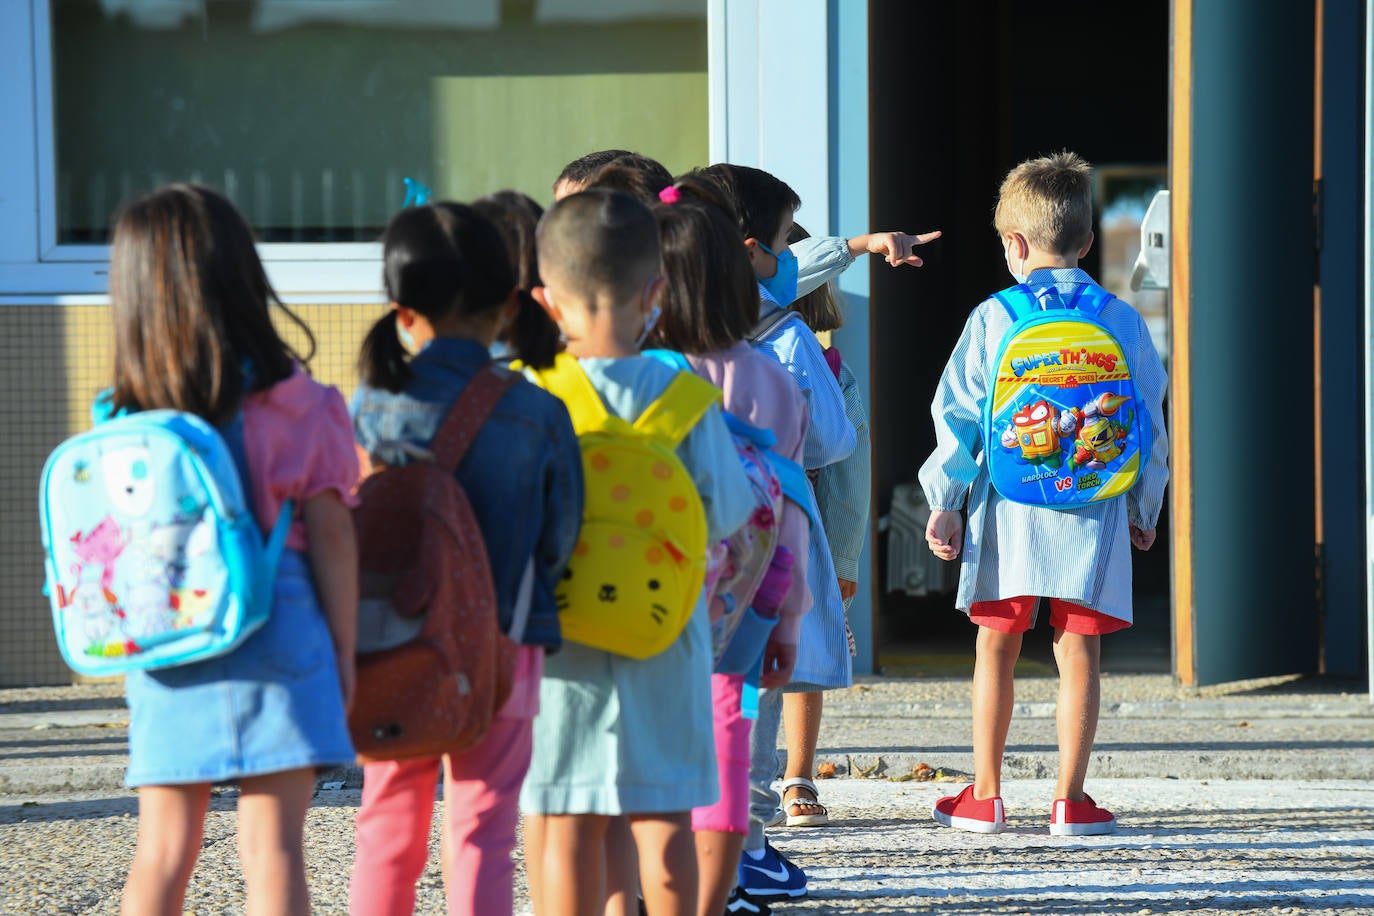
867, 0, 1172, 674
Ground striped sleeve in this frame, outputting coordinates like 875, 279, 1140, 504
918, 305, 991, 511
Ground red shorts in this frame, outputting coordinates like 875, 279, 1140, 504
969, 596, 1129, 636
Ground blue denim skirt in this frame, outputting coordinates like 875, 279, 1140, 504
124, 550, 355, 787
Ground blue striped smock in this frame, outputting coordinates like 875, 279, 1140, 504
918, 268, 1169, 624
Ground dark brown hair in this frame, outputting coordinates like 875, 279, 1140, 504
360, 202, 518, 391
536, 190, 660, 305
650, 194, 758, 354
787, 222, 844, 332
692, 163, 801, 245
582, 156, 675, 207
554, 149, 633, 192
472, 190, 560, 368
108, 183, 313, 426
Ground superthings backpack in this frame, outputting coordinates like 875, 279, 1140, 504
983, 282, 1151, 507
40, 404, 292, 676
525, 353, 719, 659
349, 366, 519, 762
642, 349, 783, 664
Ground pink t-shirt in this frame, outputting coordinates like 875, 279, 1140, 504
687, 343, 813, 646
240, 368, 360, 552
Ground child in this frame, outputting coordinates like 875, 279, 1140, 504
649, 179, 813, 916
767, 227, 876, 830
692, 163, 852, 899
348, 202, 583, 916
471, 190, 561, 368
519, 189, 754, 916
920, 151, 1169, 834
108, 184, 357, 914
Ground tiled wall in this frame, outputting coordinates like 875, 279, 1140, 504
1, 302, 381, 686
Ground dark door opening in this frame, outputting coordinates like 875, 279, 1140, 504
867, 0, 1172, 674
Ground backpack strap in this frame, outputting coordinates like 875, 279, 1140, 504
993, 282, 1117, 320
748, 307, 797, 343
633, 372, 721, 448
641, 348, 693, 372
723, 412, 778, 450
769, 453, 821, 530
430, 365, 521, 473
529, 353, 614, 436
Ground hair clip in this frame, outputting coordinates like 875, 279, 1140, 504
658, 185, 681, 204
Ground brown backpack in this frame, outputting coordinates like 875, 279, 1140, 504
349, 366, 520, 763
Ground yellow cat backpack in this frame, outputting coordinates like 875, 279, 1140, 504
528, 354, 720, 659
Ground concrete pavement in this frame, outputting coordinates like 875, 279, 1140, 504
2, 673, 1371, 913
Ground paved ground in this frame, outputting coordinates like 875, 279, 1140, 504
2, 779, 1372, 914
2, 673, 1371, 913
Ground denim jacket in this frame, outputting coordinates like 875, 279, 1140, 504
351, 338, 584, 650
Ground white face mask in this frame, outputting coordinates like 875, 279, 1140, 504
1003, 241, 1029, 285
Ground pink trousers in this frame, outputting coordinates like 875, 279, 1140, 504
691, 673, 752, 834
349, 646, 541, 916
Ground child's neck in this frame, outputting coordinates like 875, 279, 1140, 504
1024, 250, 1079, 274
429, 312, 501, 348
564, 300, 643, 360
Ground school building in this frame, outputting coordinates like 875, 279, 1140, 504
1, 1, 1370, 694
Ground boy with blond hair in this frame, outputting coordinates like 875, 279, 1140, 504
920, 151, 1168, 835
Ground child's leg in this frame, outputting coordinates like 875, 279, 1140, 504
781, 690, 825, 818
694, 831, 744, 916
440, 715, 535, 916
629, 812, 697, 916
235, 767, 317, 916
1051, 629, 1102, 801
693, 673, 752, 916
603, 815, 639, 916
972, 625, 1023, 799
744, 686, 784, 853
121, 782, 212, 916
527, 813, 610, 916
350, 757, 443, 916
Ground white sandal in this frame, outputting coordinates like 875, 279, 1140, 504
781, 777, 830, 827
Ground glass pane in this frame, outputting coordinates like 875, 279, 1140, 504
51, 0, 709, 244
1097, 166, 1170, 362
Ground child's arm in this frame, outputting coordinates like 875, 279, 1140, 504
536, 405, 585, 601
917, 307, 991, 557
304, 491, 358, 709
761, 324, 856, 469
1126, 310, 1170, 550
793, 230, 942, 299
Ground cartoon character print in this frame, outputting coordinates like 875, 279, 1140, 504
69, 516, 128, 592
65, 578, 119, 646
1001, 399, 1063, 467
1058, 392, 1133, 471
559, 448, 700, 636
101, 445, 157, 518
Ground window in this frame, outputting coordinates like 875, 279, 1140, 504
9, 0, 709, 296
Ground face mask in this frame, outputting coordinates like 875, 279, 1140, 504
756, 242, 799, 305
396, 319, 421, 356
1004, 241, 1028, 285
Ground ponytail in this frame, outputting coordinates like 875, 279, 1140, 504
506, 290, 560, 369
358, 310, 411, 393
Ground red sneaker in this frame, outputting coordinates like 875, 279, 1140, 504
932, 785, 1006, 834
1050, 793, 1117, 836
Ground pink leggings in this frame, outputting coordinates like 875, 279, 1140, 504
350, 649, 540, 916
691, 673, 752, 834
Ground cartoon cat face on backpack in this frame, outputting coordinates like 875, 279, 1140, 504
558, 526, 688, 634
101, 446, 157, 518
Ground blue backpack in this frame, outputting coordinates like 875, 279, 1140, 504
39, 401, 292, 676
983, 283, 1151, 508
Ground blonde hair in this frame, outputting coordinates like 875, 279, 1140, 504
993, 151, 1094, 255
